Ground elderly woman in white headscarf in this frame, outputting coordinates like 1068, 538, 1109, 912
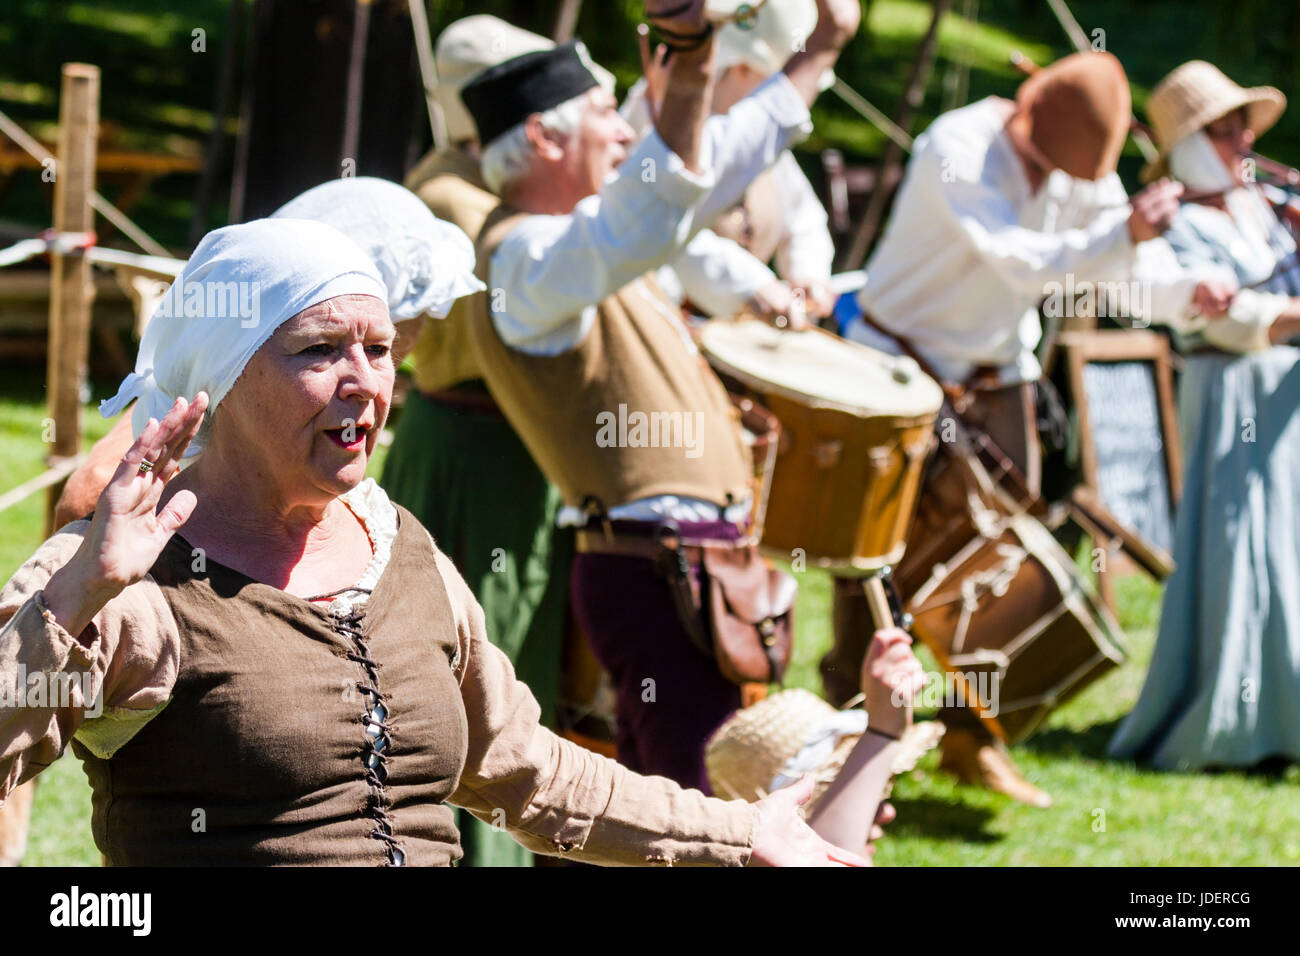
0, 215, 866, 866
51, 176, 477, 529
1110, 62, 1300, 771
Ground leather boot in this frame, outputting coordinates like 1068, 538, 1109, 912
939, 727, 1052, 808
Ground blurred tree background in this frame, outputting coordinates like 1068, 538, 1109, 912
0, 0, 1295, 252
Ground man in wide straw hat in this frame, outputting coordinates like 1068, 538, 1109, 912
1111, 61, 1300, 771
831, 51, 1214, 808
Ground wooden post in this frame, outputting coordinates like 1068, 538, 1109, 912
45, 63, 99, 535
189, 0, 245, 247
408, 0, 447, 152
840, 0, 953, 271
554, 0, 583, 42
341, 0, 374, 173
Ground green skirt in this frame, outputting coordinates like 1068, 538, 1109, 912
381, 389, 572, 866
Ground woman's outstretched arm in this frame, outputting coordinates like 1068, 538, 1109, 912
1, 395, 203, 802
807, 629, 925, 853
436, 545, 869, 867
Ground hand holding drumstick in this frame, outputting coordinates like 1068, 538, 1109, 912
805, 628, 927, 857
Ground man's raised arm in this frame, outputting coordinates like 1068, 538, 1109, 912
784, 0, 862, 104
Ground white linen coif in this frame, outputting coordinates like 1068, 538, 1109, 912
271, 176, 483, 320
98, 218, 388, 456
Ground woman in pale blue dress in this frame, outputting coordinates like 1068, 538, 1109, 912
1110, 61, 1300, 770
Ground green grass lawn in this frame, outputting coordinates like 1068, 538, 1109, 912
3, 365, 1297, 867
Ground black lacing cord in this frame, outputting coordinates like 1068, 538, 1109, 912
312, 598, 408, 867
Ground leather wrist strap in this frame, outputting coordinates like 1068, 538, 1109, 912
644, 0, 695, 18
647, 21, 714, 51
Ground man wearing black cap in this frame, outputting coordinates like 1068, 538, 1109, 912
460, 0, 862, 793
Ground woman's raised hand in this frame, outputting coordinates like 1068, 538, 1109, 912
85, 393, 208, 587
41, 393, 208, 637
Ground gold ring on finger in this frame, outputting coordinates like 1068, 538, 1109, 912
137, 458, 156, 475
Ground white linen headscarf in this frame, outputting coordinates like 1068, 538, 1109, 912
1168, 130, 1286, 351
99, 218, 389, 456
271, 176, 483, 320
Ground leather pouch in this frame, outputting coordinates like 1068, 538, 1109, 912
656, 537, 795, 685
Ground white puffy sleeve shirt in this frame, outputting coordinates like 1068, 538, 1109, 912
848, 97, 1166, 384
488, 72, 814, 355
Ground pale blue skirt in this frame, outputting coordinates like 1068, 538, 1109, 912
1109, 347, 1300, 770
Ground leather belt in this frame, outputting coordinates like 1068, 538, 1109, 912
575, 529, 707, 563
965, 364, 1005, 391
419, 380, 502, 416
574, 519, 743, 561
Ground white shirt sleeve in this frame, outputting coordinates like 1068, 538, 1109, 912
1128, 236, 1214, 329
490, 73, 813, 354
771, 152, 835, 282
669, 229, 777, 317
929, 148, 1137, 300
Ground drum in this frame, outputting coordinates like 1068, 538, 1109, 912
699, 319, 943, 570
895, 441, 1127, 744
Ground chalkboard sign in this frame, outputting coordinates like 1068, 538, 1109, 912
1060, 331, 1183, 561
1080, 361, 1175, 552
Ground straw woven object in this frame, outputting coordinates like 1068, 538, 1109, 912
1142, 60, 1286, 182
705, 688, 944, 810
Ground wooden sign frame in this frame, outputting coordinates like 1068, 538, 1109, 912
1057, 330, 1183, 606
1059, 330, 1183, 506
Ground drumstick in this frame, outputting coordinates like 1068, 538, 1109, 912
861, 576, 895, 631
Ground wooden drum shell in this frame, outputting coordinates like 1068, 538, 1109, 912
757, 392, 935, 570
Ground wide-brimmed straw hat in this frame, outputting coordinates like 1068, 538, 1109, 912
704, 688, 944, 810
1141, 60, 1286, 182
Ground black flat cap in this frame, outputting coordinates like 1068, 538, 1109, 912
460, 41, 601, 147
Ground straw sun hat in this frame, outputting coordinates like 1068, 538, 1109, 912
705, 688, 944, 810
1142, 60, 1286, 182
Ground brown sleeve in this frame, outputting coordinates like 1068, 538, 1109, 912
434, 548, 757, 866
0, 523, 179, 803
